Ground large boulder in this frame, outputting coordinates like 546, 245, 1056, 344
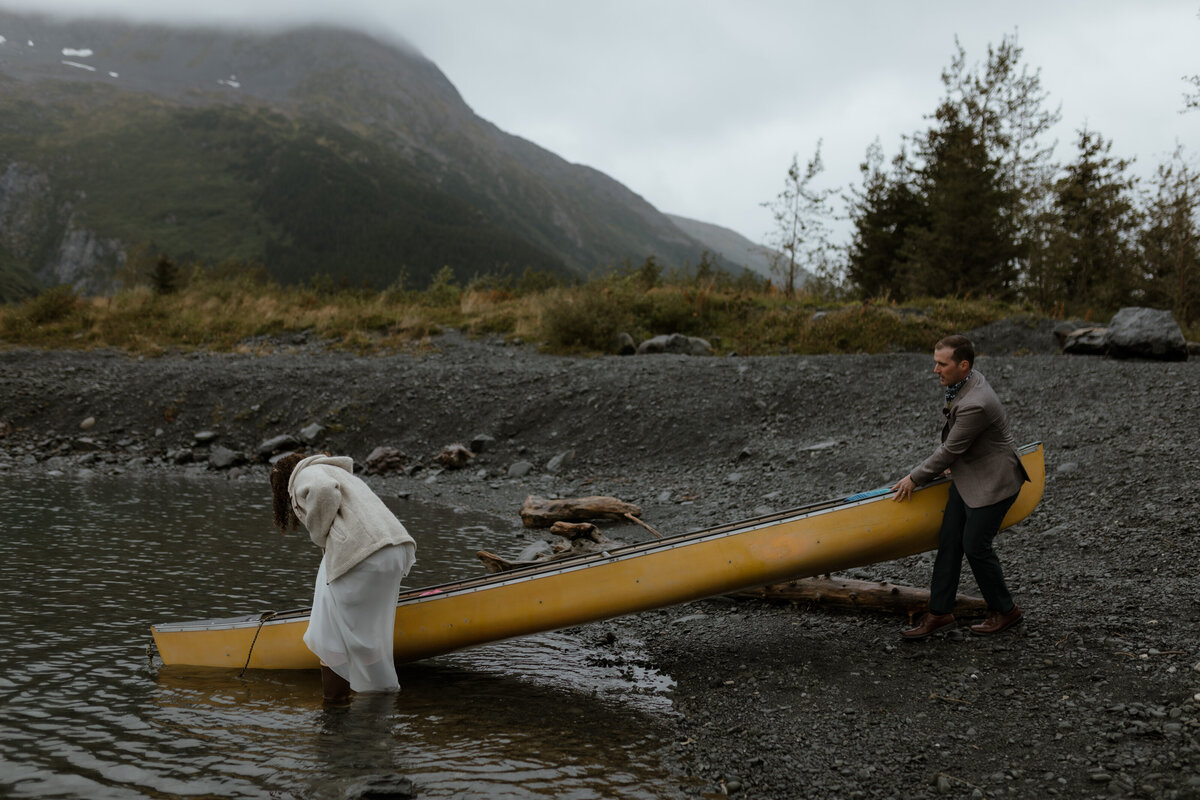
1105, 307, 1188, 361
636, 333, 713, 356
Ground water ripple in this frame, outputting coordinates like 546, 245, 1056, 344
1, 473, 686, 799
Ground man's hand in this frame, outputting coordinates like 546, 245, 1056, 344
891, 475, 917, 502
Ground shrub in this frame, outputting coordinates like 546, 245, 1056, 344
539, 288, 633, 352
424, 266, 462, 307
23, 285, 82, 325
630, 287, 711, 338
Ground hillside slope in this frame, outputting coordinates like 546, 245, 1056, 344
0, 12, 736, 298
665, 213, 797, 283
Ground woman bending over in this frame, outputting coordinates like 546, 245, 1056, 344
271, 453, 416, 704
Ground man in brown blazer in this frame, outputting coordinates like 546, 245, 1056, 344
891, 335, 1030, 639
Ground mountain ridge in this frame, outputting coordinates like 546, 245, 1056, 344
0, 11, 758, 300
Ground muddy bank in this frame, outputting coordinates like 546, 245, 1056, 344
2, 325, 1199, 799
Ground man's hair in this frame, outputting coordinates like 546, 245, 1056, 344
935, 334, 975, 367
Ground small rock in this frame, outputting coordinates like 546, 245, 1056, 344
258, 433, 300, 460
365, 446, 406, 474
79, 416, 96, 430
1062, 327, 1108, 356
508, 460, 534, 478
208, 445, 243, 469
545, 450, 573, 473
193, 430, 219, 444
299, 423, 325, 444
470, 433, 495, 453
435, 443, 475, 469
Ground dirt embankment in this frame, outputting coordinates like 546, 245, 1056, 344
3, 321, 1199, 799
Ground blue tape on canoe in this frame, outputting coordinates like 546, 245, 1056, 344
844, 487, 891, 502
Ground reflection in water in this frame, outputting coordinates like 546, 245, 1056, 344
0, 471, 688, 799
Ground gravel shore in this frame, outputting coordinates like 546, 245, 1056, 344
3, 323, 1198, 800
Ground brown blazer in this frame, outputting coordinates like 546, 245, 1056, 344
909, 369, 1029, 508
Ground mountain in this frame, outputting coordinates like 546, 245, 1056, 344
0, 11, 747, 300
664, 213, 804, 284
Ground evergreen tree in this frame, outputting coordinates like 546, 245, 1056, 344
940, 33, 1061, 284
1045, 127, 1140, 313
901, 102, 1020, 299
1140, 145, 1200, 325
844, 35, 1052, 302
845, 140, 924, 300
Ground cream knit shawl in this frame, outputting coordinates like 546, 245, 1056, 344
288, 454, 415, 582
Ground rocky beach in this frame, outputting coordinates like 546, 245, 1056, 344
2, 321, 1199, 800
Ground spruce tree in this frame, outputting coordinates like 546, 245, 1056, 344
1140, 145, 1200, 325
1046, 127, 1140, 314
846, 140, 924, 301
901, 102, 1020, 300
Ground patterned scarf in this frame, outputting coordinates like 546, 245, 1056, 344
944, 371, 972, 404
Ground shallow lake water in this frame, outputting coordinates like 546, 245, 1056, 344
0, 470, 687, 799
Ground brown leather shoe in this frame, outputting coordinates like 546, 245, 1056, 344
901, 612, 956, 640
970, 605, 1023, 635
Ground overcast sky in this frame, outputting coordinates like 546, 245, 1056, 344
5, 1, 1199, 246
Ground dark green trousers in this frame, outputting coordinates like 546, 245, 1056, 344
929, 484, 1019, 615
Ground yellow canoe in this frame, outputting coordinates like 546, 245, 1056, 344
151, 442, 1044, 670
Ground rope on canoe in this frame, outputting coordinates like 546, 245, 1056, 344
238, 610, 278, 678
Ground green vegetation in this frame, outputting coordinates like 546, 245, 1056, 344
791, 35, 1200, 332
0, 87, 572, 296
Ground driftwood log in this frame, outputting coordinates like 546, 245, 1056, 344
732, 575, 988, 620
548, 521, 604, 542
477, 522, 619, 574
520, 495, 642, 528
476, 550, 534, 574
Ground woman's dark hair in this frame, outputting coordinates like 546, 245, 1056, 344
270, 452, 307, 533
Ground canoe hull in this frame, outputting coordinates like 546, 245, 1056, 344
152, 443, 1045, 670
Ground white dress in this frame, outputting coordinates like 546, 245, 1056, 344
303, 541, 416, 693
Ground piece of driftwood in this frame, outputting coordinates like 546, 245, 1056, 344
623, 512, 663, 538
520, 495, 642, 528
549, 521, 604, 542
476, 551, 532, 574
476, 537, 617, 574
731, 575, 988, 618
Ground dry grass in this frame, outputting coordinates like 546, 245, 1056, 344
1, 279, 1047, 357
